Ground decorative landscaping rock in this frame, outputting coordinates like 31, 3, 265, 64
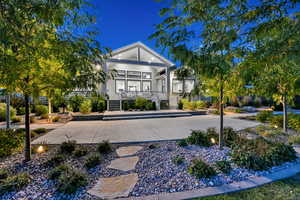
116, 146, 143, 157
107, 156, 139, 171
88, 173, 138, 199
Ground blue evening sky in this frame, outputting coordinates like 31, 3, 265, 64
90, 0, 171, 58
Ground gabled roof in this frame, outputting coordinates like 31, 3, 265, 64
110, 41, 175, 66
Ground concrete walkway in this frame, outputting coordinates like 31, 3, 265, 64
33, 114, 259, 144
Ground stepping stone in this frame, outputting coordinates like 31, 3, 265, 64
116, 146, 143, 157
107, 156, 139, 171
88, 173, 138, 199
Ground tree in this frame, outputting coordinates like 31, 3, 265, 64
242, 14, 300, 132
150, 0, 247, 149
0, 0, 109, 161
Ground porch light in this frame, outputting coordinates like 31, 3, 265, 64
37, 145, 45, 154
211, 138, 216, 144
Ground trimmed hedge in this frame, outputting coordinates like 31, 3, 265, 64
0, 103, 16, 122
188, 159, 216, 178
35, 105, 48, 116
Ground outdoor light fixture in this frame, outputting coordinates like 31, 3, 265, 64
211, 138, 216, 144
37, 145, 44, 154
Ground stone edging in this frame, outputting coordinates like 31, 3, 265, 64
118, 162, 300, 200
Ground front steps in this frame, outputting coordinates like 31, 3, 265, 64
109, 100, 121, 111
102, 110, 206, 121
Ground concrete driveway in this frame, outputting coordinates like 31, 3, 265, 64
32, 114, 259, 144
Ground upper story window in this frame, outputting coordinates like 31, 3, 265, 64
116, 70, 126, 78
185, 80, 194, 93
116, 80, 126, 93
127, 71, 141, 79
142, 72, 152, 79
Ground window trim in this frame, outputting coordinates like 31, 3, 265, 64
127, 71, 141, 79
115, 79, 126, 93
142, 80, 152, 92
142, 72, 152, 80
172, 79, 183, 94
127, 80, 142, 92
116, 70, 126, 78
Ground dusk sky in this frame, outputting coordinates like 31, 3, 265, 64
90, 0, 171, 58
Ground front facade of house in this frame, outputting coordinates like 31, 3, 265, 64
100, 42, 196, 110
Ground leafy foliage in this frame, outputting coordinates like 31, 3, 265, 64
79, 99, 92, 114
172, 155, 185, 165
60, 140, 76, 154
256, 111, 273, 123
0, 129, 24, 158
215, 160, 232, 174
0, 173, 30, 195
57, 170, 87, 194
84, 154, 102, 169
48, 164, 71, 180
97, 140, 112, 154
188, 159, 216, 179
35, 105, 48, 116
135, 97, 148, 110
0, 103, 16, 122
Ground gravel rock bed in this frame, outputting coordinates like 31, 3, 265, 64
0, 142, 299, 200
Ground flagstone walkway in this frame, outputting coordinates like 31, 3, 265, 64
88, 146, 143, 199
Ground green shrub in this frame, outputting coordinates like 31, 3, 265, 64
46, 154, 65, 166
73, 147, 88, 157
0, 103, 16, 122
33, 128, 47, 134
57, 170, 87, 194
35, 105, 48, 116
11, 116, 21, 123
288, 135, 300, 145
60, 140, 76, 154
231, 138, 297, 170
40, 113, 49, 119
178, 100, 183, 109
223, 127, 240, 147
79, 99, 92, 114
172, 155, 185, 165
256, 110, 273, 123
30, 116, 36, 123
188, 159, 216, 178
135, 97, 148, 110
16, 107, 25, 115
288, 114, 300, 132
48, 164, 71, 180
0, 169, 9, 180
97, 140, 112, 154
0, 173, 30, 195
195, 101, 208, 109
52, 116, 61, 122
68, 95, 85, 112
0, 129, 24, 158
177, 139, 188, 147
84, 154, 102, 169
146, 102, 154, 110
91, 96, 106, 112
186, 130, 212, 147
270, 115, 283, 128
224, 106, 242, 113
206, 127, 219, 145
215, 160, 232, 174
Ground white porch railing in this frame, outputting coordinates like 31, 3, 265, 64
119, 91, 167, 101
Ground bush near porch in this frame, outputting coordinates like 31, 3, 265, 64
122, 98, 156, 111
0, 129, 24, 158
179, 99, 208, 110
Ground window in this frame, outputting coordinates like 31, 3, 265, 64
142, 81, 151, 92
185, 80, 194, 93
116, 80, 126, 93
142, 72, 152, 79
127, 80, 141, 92
172, 79, 183, 93
127, 71, 141, 79
116, 70, 126, 78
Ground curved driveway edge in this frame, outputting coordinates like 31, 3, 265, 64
118, 161, 300, 200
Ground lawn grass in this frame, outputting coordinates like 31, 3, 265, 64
197, 174, 300, 200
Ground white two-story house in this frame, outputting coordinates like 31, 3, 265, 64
100, 42, 196, 111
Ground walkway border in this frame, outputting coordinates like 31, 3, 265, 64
118, 162, 300, 200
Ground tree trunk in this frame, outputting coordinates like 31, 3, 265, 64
48, 97, 52, 114
6, 94, 10, 129
219, 84, 224, 150
24, 94, 31, 162
283, 95, 288, 133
